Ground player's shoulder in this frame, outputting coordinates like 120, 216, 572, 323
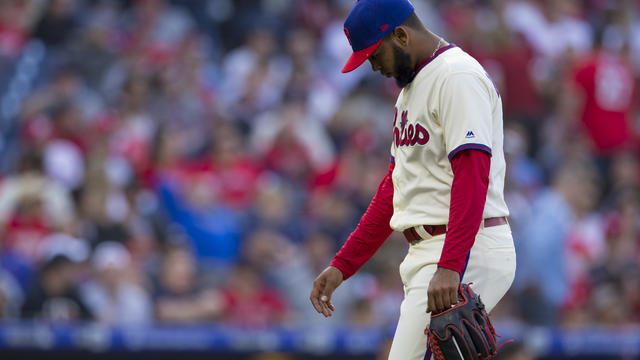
431, 48, 500, 101
437, 47, 485, 78
410, 46, 490, 96
435, 47, 498, 91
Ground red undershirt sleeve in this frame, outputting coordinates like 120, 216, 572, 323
330, 162, 395, 280
438, 149, 491, 275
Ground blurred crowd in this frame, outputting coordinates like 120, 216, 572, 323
0, 0, 638, 338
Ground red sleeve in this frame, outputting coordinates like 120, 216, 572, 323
330, 162, 395, 280
438, 149, 491, 275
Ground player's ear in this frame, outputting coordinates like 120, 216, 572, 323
390, 26, 410, 47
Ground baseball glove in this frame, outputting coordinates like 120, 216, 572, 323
425, 283, 501, 360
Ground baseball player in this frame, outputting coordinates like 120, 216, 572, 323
309, 1, 516, 359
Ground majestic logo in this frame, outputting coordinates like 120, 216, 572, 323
393, 109, 429, 148
379, 24, 389, 32
344, 27, 352, 46
465, 131, 475, 138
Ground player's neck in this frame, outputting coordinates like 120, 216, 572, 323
412, 31, 448, 68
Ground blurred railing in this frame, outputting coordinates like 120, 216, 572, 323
0, 321, 638, 358
0, 321, 382, 354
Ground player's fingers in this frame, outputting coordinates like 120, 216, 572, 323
441, 287, 452, 309
319, 298, 332, 317
320, 287, 334, 306
449, 286, 459, 307
314, 280, 336, 317
427, 290, 437, 313
320, 293, 334, 317
310, 292, 323, 314
319, 302, 327, 316
310, 280, 325, 314
434, 290, 445, 312
321, 302, 333, 317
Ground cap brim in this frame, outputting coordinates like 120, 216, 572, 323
342, 39, 382, 73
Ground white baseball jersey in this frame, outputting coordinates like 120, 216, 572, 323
388, 45, 509, 231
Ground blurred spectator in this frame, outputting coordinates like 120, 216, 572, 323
21, 65, 104, 126
250, 93, 335, 183
503, 123, 542, 236
80, 241, 152, 325
221, 27, 288, 127
21, 254, 92, 321
248, 179, 305, 242
348, 297, 376, 328
588, 190, 640, 324
0, 1, 42, 61
64, 1, 119, 89
0, 150, 74, 264
502, 0, 592, 60
244, 229, 355, 327
586, 280, 629, 326
157, 176, 242, 263
319, 0, 369, 95
0, 267, 23, 319
38, 228, 90, 265
220, 262, 289, 328
305, 188, 358, 241
76, 177, 132, 247
491, 26, 543, 155
124, 0, 194, 64
190, 123, 262, 211
370, 264, 404, 327
32, 0, 77, 49
564, 29, 637, 163
109, 74, 157, 180
154, 244, 224, 323
562, 209, 607, 324
515, 161, 599, 325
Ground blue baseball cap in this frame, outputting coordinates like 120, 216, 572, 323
342, 0, 415, 73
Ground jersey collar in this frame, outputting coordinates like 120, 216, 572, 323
409, 43, 457, 83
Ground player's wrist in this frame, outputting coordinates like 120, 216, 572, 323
436, 263, 463, 276
328, 259, 350, 280
328, 265, 345, 279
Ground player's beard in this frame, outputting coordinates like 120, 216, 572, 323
392, 44, 414, 88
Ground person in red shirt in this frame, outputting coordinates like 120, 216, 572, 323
567, 31, 637, 156
221, 262, 289, 328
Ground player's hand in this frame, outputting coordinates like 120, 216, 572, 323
310, 266, 344, 317
427, 267, 461, 313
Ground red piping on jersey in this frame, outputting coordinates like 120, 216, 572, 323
410, 44, 457, 82
448, 143, 491, 161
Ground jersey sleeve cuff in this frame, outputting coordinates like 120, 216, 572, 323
329, 257, 353, 280
448, 143, 492, 161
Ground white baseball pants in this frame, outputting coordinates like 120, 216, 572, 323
388, 223, 516, 360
